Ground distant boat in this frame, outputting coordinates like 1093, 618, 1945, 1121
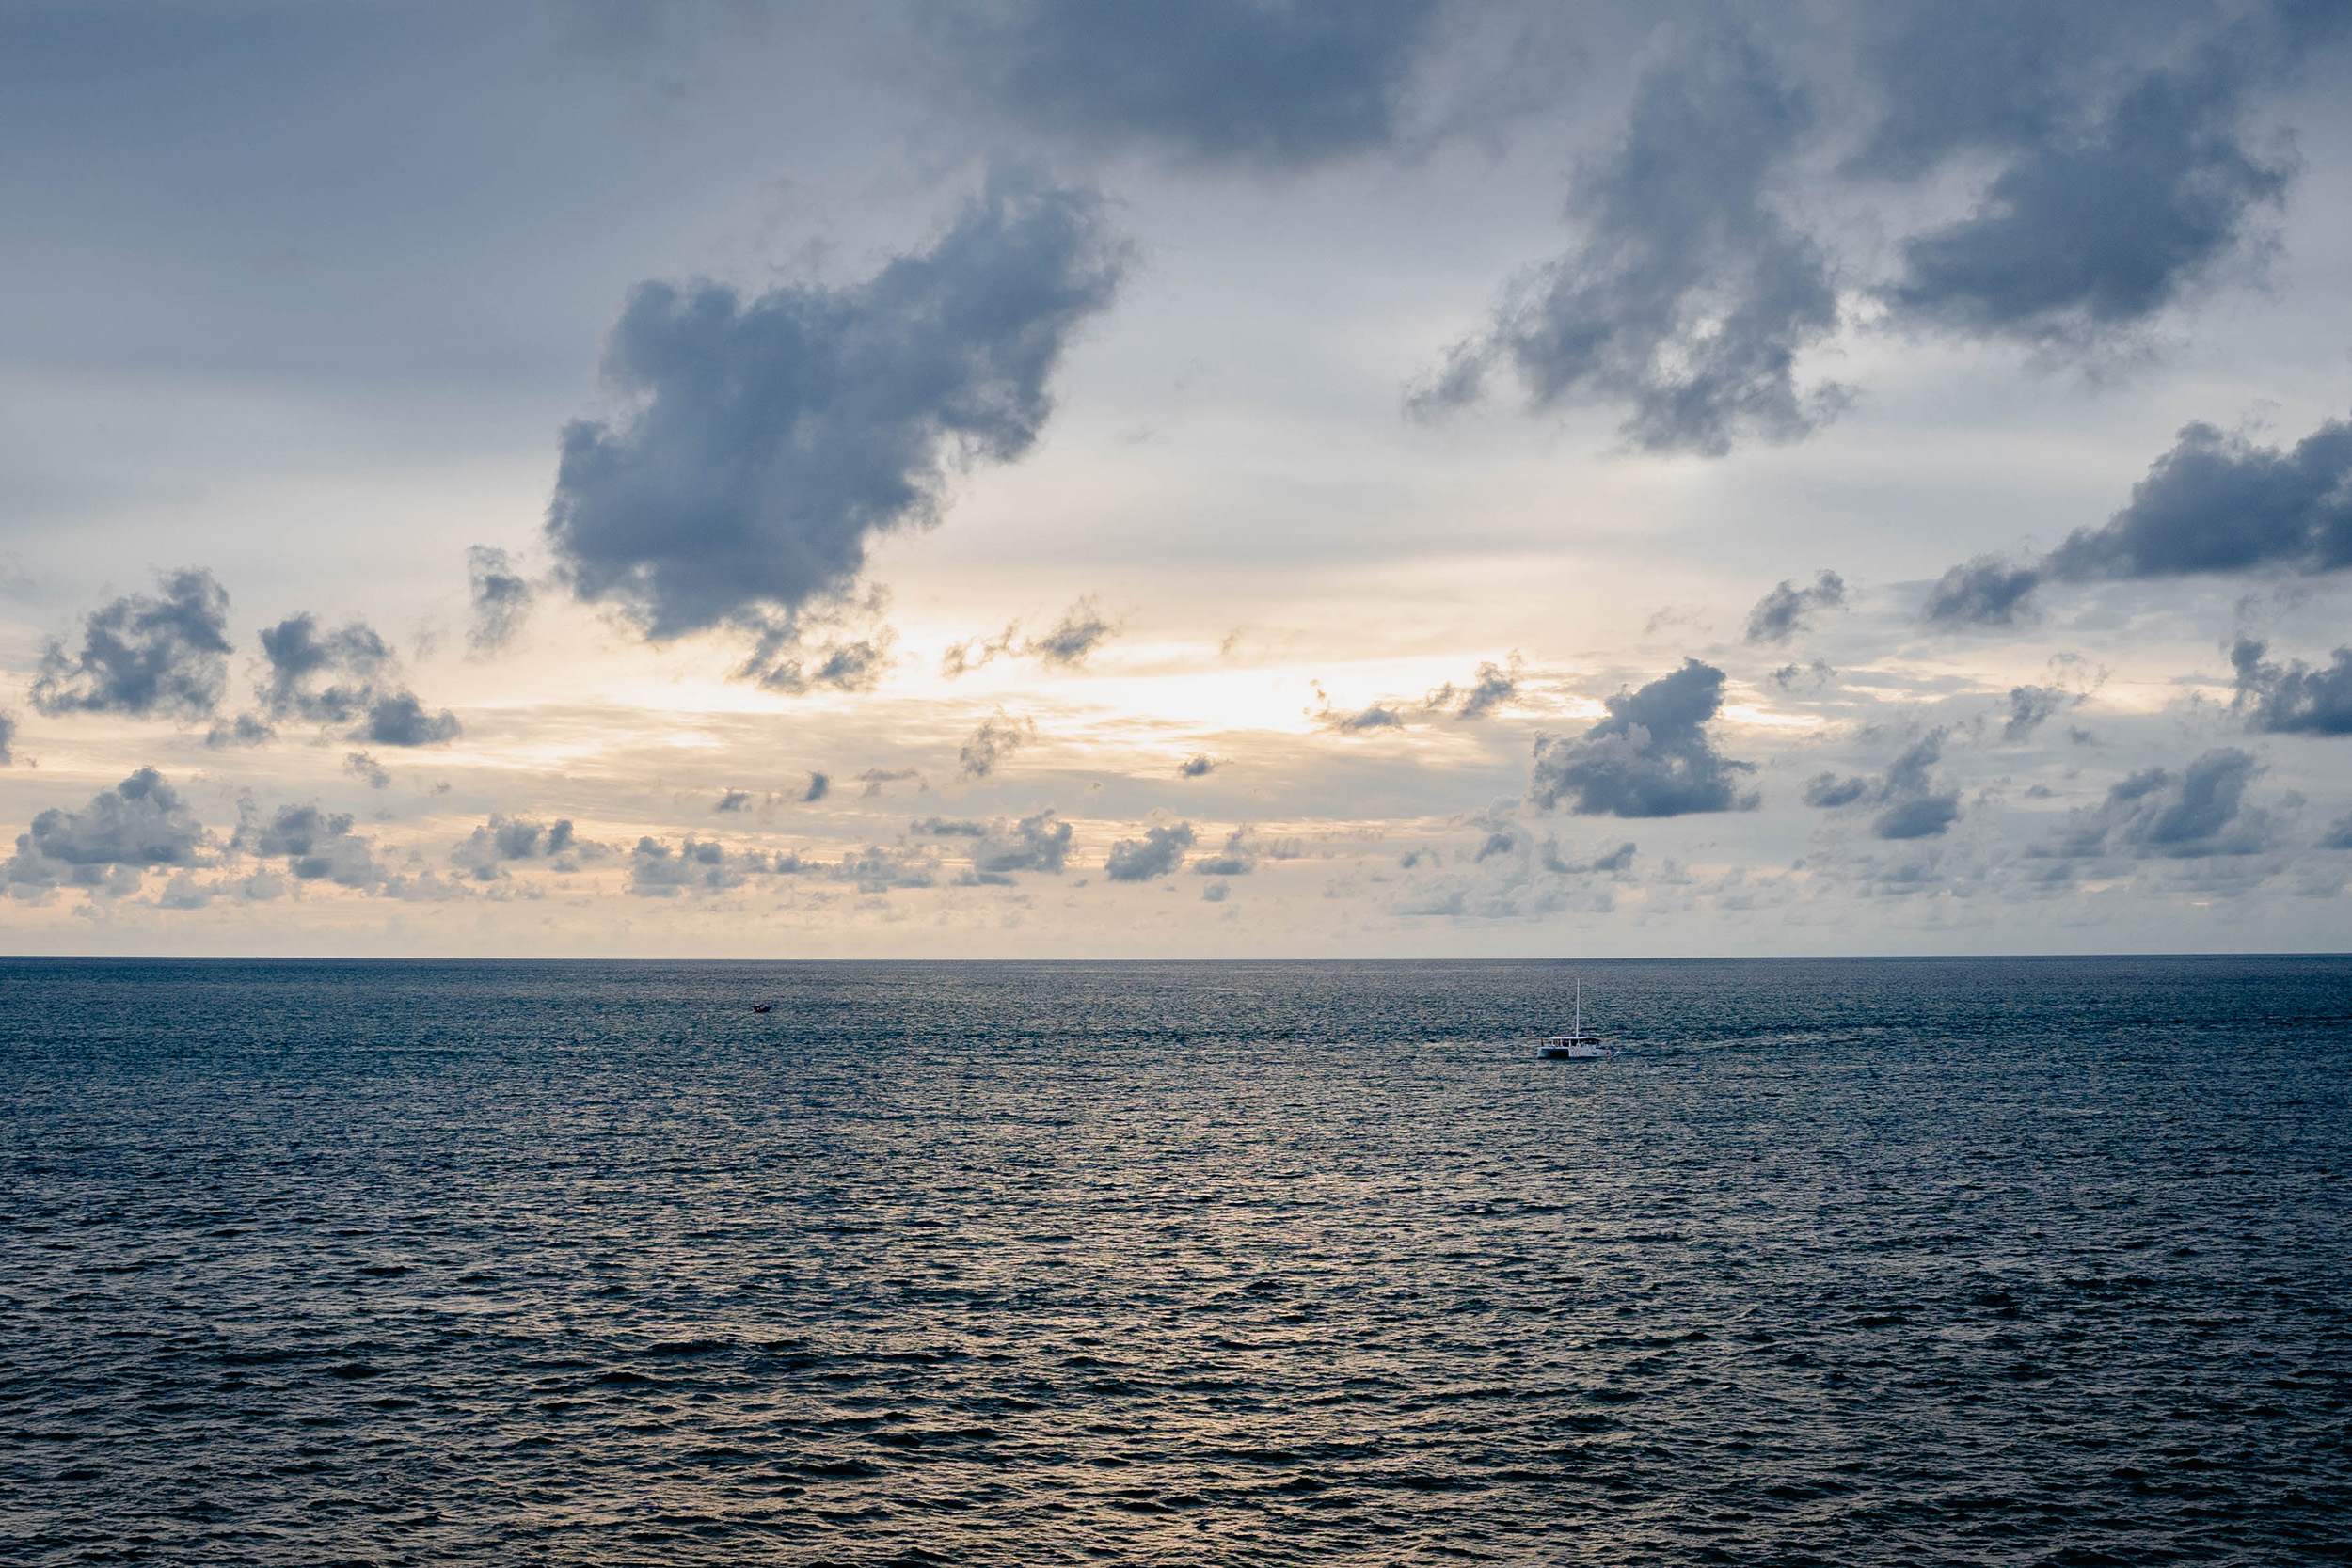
752, 1003, 772, 1014
1539, 978, 1611, 1059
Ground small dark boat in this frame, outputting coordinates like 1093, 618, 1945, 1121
752, 1003, 772, 1013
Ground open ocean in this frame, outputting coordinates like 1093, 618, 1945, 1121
4, 955, 2348, 1565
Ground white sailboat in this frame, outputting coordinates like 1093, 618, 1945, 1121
1540, 978, 1612, 1059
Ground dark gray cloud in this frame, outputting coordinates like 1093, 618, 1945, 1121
2041, 747, 2278, 858
942, 596, 1119, 677
1105, 821, 1195, 882
1425, 659, 1520, 719
4, 768, 211, 895
1333, 705, 1404, 733
361, 691, 462, 748
1192, 827, 1258, 878
1925, 412, 2352, 625
2001, 684, 2074, 742
466, 546, 533, 656
1871, 733, 1963, 840
1881, 20, 2310, 343
1026, 595, 1117, 668
628, 835, 813, 896
1802, 773, 1870, 809
1418, 27, 1840, 455
918, 0, 1447, 166
546, 171, 1125, 652
2053, 416, 2352, 580
1744, 570, 1845, 645
344, 751, 391, 789
0, 711, 15, 767
738, 626, 896, 695
1921, 554, 2043, 628
1802, 730, 1962, 837
2320, 814, 2352, 851
971, 810, 1073, 876
1416, 5, 2343, 457
958, 713, 1034, 779
803, 771, 832, 802
1843, 0, 2101, 182
1529, 659, 1757, 817
1177, 753, 1217, 778
913, 816, 990, 837
31, 569, 232, 721
233, 801, 380, 888
714, 790, 752, 813
857, 767, 923, 797
2231, 638, 2352, 736
451, 815, 588, 879
256, 613, 460, 747
1770, 659, 1834, 691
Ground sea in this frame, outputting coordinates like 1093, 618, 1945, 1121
3, 955, 2348, 1565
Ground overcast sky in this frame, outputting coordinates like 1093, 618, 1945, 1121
5, 0, 2351, 958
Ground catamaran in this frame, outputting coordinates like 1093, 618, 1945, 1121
1540, 978, 1612, 1059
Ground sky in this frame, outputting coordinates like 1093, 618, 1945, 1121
4, 0, 2352, 958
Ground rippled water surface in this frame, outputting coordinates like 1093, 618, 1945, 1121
5, 956, 2350, 1564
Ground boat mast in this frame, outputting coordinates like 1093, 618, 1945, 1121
1574, 976, 1581, 1037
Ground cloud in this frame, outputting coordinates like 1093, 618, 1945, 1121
942, 595, 1120, 677
857, 767, 923, 797
1177, 753, 1218, 778
2230, 638, 2352, 736
1326, 704, 1404, 734
205, 714, 276, 749
1192, 826, 1259, 877
344, 751, 391, 789
233, 801, 381, 888
1881, 27, 2303, 344
2041, 747, 2279, 858
803, 771, 832, 802
941, 623, 1020, 678
256, 613, 460, 747
1529, 659, 1757, 816
1744, 570, 1845, 644
1392, 812, 1634, 920
1026, 594, 1118, 668
2320, 814, 2352, 851
958, 713, 1034, 779
1417, 26, 1841, 455
1999, 686, 2064, 743
628, 835, 838, 896
1801, 730, 1962, 838
451, 815, 591, 879
971, 810, 1073, 875
1104, 821, 1195, 881
545, 169, 1126, 651
2052, 416, 2352, 581
4, 768, 212, 896
1921, 555, 2042, 628
361, 691, 462, 748
912, 816, 990, 837
918, 0, 1447, 166
1924, 411, 2352, 625
738, 625, 896, 695
1803, 772, 1871, 809
31, 569, 233, 721
1425, 658, 1521, 719
466, 545, 533, 655
1870, 733, 1963, 840
0, 711, 14, 767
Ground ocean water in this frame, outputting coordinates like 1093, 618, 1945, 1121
4, 956, 2348, 1566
